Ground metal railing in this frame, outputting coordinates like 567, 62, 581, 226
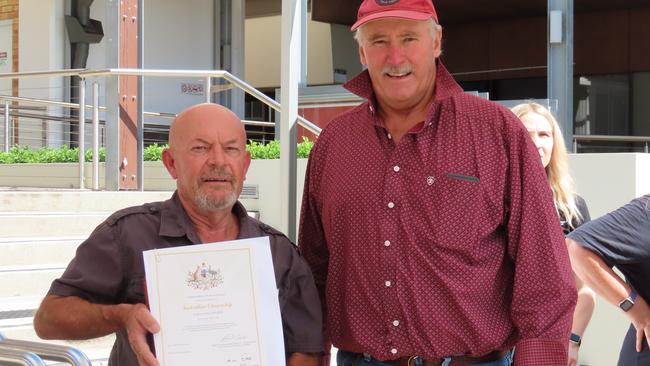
573, 134, 650, 153
0, 347, 46, 366
0, 333, 91, 366
0, 68, 322, 190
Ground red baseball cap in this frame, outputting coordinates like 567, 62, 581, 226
351, 0, 439, 31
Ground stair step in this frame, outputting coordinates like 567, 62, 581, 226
0, 213, 109, 238
0, 268, 64, 297
0, 237, 84, 266
0, 191, 172, 213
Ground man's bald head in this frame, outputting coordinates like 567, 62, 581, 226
169, 103, 246, 150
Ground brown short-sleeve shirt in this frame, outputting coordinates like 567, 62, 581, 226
48, 192, 322, 365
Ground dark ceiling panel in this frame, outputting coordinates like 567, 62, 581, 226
312, 0, 362, 26
311, 0, 650, 26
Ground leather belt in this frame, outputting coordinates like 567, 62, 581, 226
374, 350, 508, 366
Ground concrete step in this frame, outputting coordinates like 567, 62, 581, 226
0, 267, 65, 298
0, 212, 109, 238
0, 191, 172, 213
0, 190, 174, 366
0, 237, 84, 266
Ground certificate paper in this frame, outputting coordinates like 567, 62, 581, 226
143, 237, 285, 366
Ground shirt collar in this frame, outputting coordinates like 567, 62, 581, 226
159, 191, 254, 242
343, 61, 464, 107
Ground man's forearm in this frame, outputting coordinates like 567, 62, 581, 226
34, 295, 128, 340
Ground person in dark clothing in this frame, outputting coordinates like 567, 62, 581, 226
568, 194, 650, 366
33, 103, 323, 366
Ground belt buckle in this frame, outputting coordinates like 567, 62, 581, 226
407, 356, 419, 366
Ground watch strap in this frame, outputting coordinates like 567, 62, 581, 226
630, 287, 638, 302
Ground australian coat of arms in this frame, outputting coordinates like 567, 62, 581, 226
186, 262, 224, 290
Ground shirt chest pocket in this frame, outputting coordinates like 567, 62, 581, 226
418, 172, 482, 250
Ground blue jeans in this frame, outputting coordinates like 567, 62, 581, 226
336, 350, 513, 366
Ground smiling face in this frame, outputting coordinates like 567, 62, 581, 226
163, 104, 251, 213
520, 112, 554, 168
357, 17, 441, 113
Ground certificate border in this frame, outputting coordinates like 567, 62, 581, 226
152, 247, 264, 365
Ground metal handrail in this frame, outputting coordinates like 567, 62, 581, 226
0, 98, 276, 127
0, 334, 47, 366
573, 134, 650, 153
0, 68, 322, 135
0, 69, 86, 79
80, 68, 322, 135
1, 67, 322, 190
0, 338, 92, 366
0, 347, 46, 366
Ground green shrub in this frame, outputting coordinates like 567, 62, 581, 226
144, 144, 166, 161
0, 139, 314, 164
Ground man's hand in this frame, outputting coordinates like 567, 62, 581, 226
567, 341, 579, 366
627, 295, 650, 352
286, 352, 320, 366
117, 303, 161, 366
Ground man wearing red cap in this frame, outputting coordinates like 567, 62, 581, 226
299, 0, 577, 365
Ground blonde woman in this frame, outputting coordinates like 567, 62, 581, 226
512, 102, 594, 366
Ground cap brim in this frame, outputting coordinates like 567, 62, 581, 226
351, 10, 434, 31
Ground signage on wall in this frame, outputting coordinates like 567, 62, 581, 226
181, 83, 204, 96
0, 52, 7, 66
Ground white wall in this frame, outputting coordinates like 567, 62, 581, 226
18, 0, 66, 148
142, 0, 213, 119
245, 13, 333, 88
330, 23, 363, 83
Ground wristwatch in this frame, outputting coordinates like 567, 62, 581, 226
619, 288, 638, 312
569, 333, 582, 347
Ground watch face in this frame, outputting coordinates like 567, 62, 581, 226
570, 333, 582, 346
620, 298, 634, 312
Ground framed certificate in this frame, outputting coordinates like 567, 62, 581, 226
143, 237, 285, 366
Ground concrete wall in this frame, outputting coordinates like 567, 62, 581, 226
142, 0, 213, 117
17, 0, 65, 148
245, 13, 333, 88
330, 23, 363, 83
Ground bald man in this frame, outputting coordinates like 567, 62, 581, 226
34, 103, 323, 366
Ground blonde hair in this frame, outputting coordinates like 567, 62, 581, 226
511, 102, 583, 229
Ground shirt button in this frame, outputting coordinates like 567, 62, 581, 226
393, 320, 400, 327
385, 280, 392, 287
390, 348, 398, 355
387, 133, 392, 140
384, 240, 391, 246
387, 202, 395, 209
393, 165, 400, 172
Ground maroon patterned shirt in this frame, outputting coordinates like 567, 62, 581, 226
299, 62, 577, 365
